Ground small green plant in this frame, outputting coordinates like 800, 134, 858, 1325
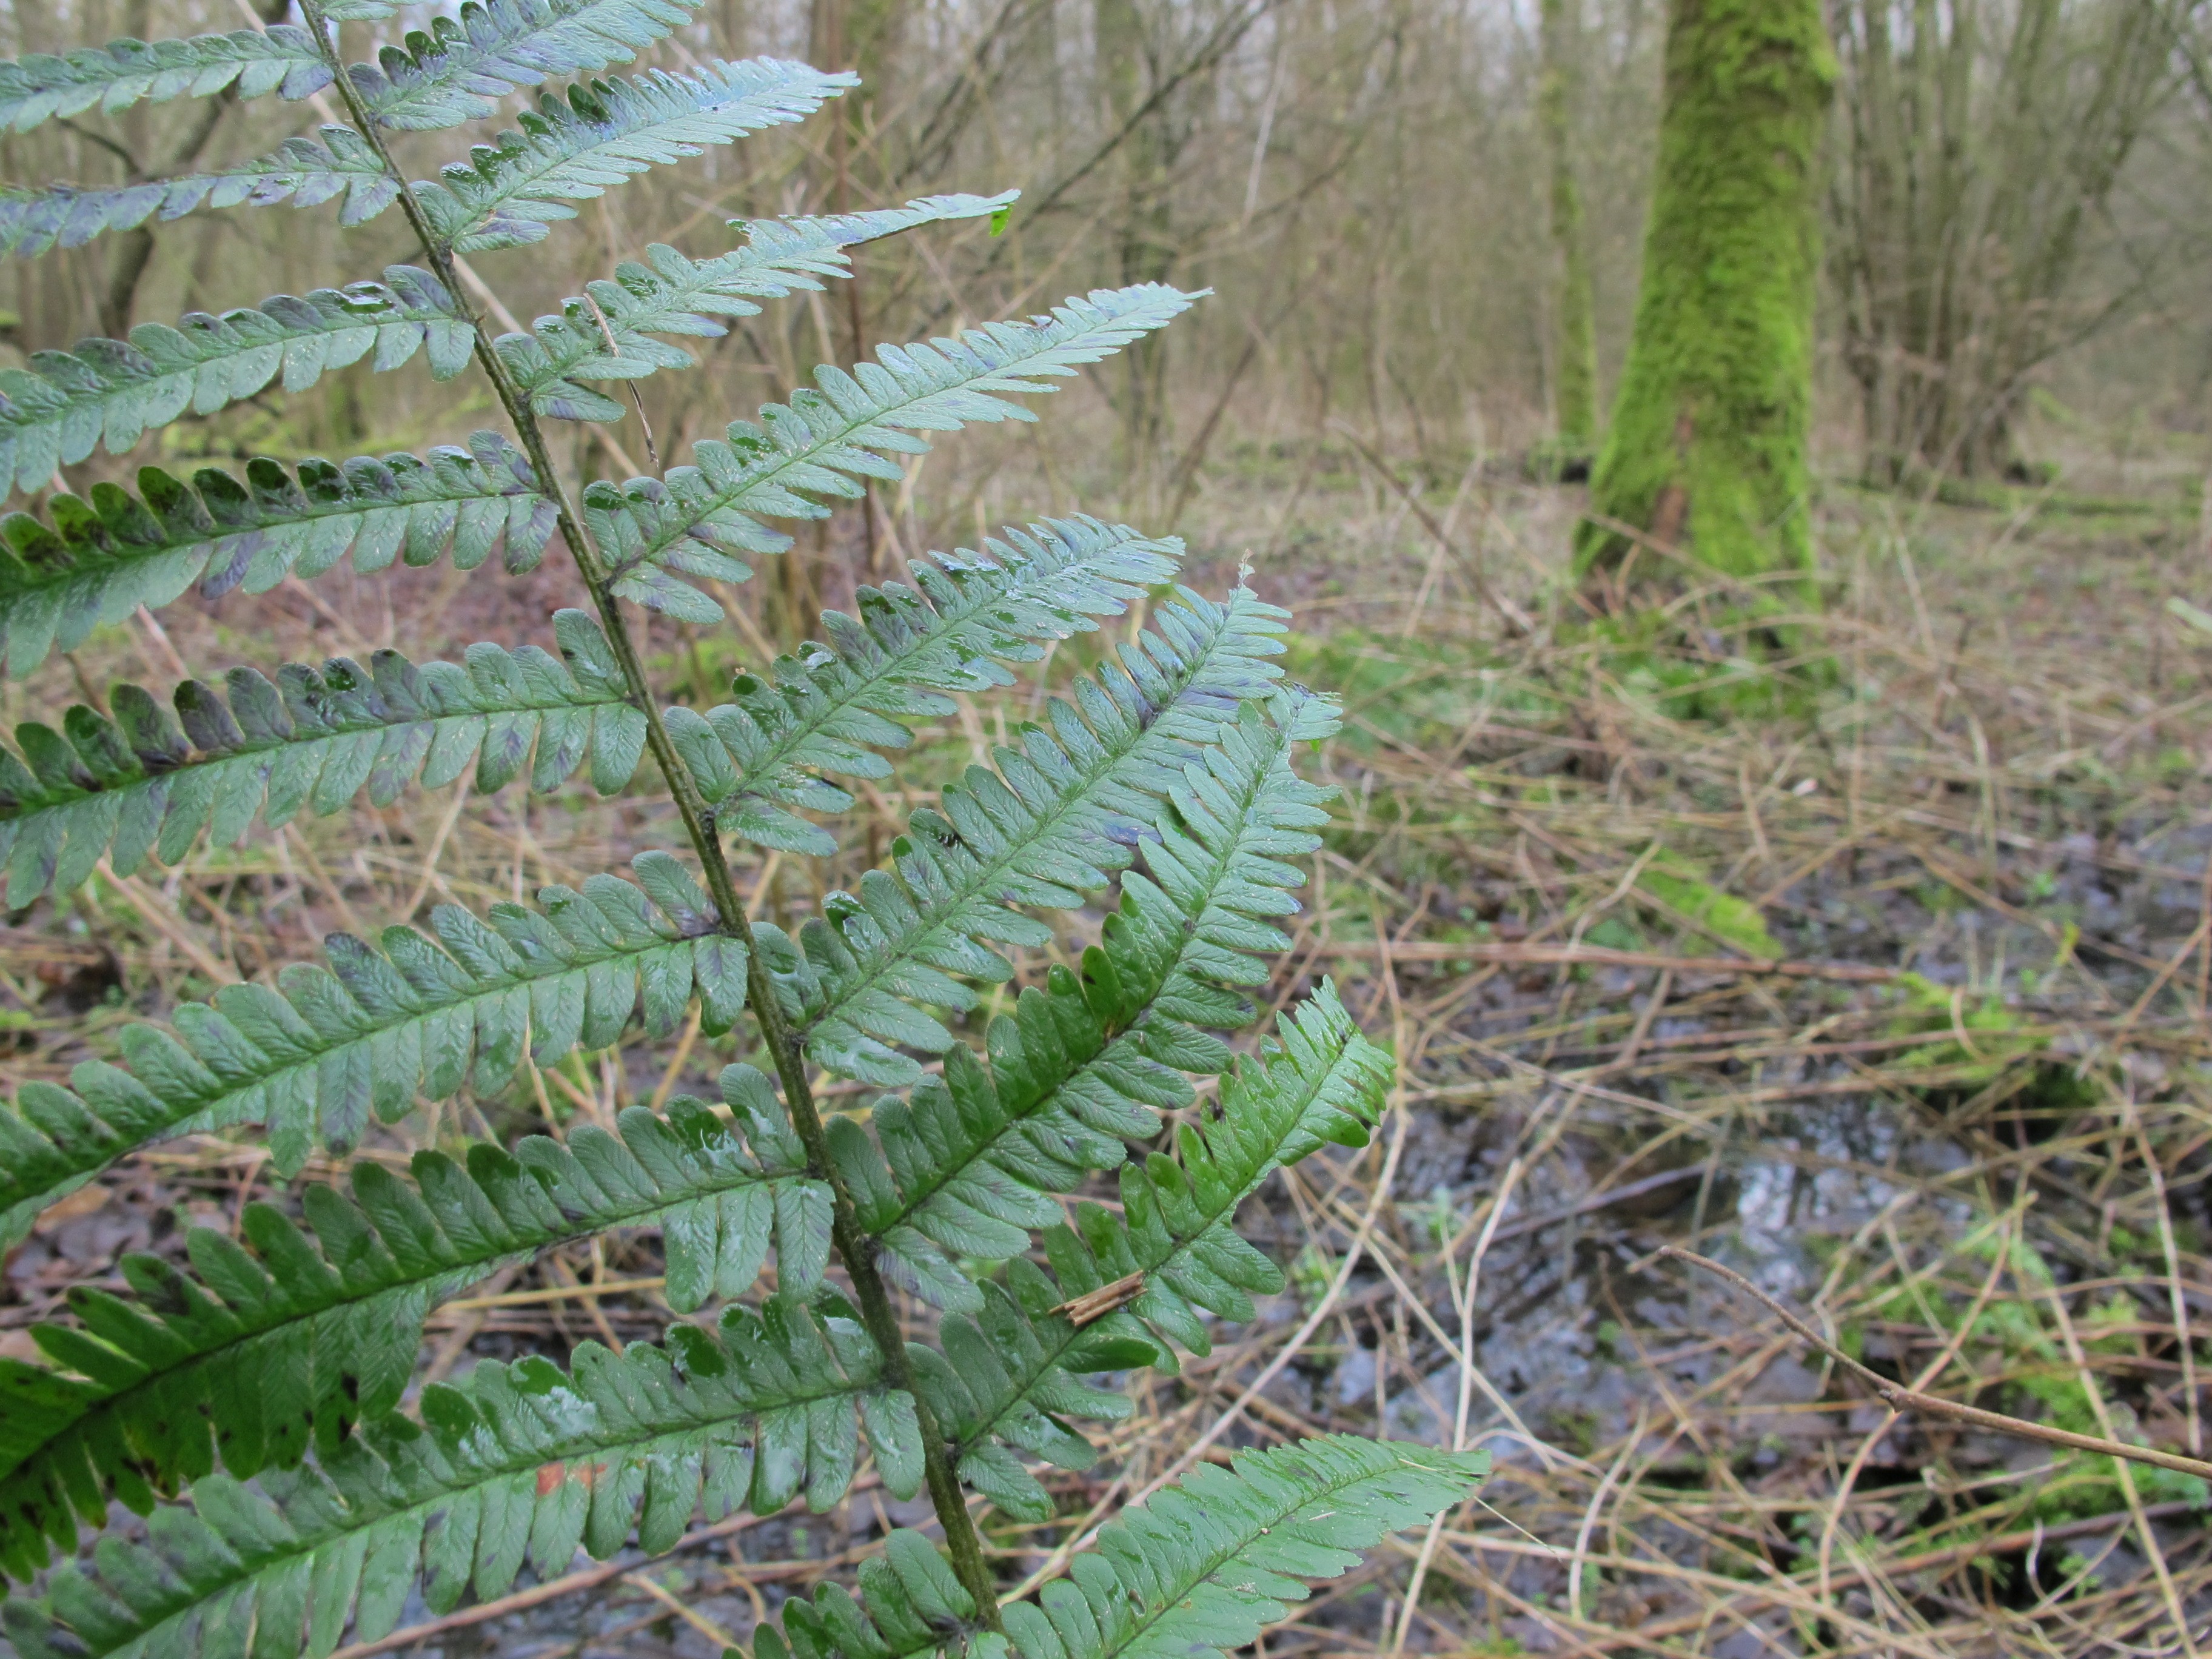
0, 7, 1485, 1657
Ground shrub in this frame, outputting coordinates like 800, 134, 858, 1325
0, 4, 1485, 1656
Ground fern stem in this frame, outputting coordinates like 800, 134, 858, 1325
295, 2, 1005, 1626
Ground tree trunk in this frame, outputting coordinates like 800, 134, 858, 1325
1540, 0, 1600, 457
1575, 0, 1834, 594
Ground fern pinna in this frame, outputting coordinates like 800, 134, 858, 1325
0, 4, 1486, 1655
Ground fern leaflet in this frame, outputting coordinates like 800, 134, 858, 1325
0, 611, 642, 907
755, 585, 1288, 1086
582, 285, 1196, 614
759, 1436, 1486, 1659
0, 29, 333, 133
413, 61, 853, 254
506, 192, 1013, 421
0, 1296, 907, 1639
0, 436, 554, 677
0, 1082, 829, 1580
695, 517, 1181, 853
348, 0, 699, 131
0, 852, 749, 1242
826, 692, 1339, 1309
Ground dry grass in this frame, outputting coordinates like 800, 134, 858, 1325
4, 423, 2210, 1657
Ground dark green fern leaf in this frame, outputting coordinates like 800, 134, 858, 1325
0, 29, 333, 134
825, 691, 1340, 1310
0, 609, 642, 907
757, 1435, 1486, 1659
0, 123, 395, 263
502, 191, 1013, 422
693, 517, 1181, 854
0, 1295, 907, 1631
0, 437, 553, 678
0, 1077, 830, 1580
0, 851, 751, 1244
414, 60, 854, 254
754, 584, 1289, 1087
347, 0, 699, 131
578, 284, 1196, 616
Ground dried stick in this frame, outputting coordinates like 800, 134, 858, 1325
1658, 1246, 2212, 1484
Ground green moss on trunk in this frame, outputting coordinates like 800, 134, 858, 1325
1541, 0, 1600, 452
1575, 0, 1834, 591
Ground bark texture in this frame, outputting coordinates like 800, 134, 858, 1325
1576, 0, 1834, 590
1541, 0, 1600, 453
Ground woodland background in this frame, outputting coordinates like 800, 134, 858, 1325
8, 0, 2212, 1654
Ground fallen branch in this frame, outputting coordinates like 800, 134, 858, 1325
1657, 1246, 2212, 1485
1319, 939, 1897, 983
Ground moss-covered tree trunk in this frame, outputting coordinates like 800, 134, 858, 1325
1541, 0, 1600, 458
1575, 0, 1834, 595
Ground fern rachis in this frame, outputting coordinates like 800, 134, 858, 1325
0, 5, 1481, 1655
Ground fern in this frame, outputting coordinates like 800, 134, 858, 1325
824, 692, 1340, 1312
502, 192, 1013, 420
346, 0, 699, 131
0, 1082, 833, 1578
411, 61, 854, 255
0, 10, 1416, 1654
697, 517, 1181, 853
0, 194, 1000, 499
757, 583, 1289, 1086
583, 285, 1196, 612
0, 611, 643, 908
0, 30, 335, 134
759, 1436, 1488, 1659
0, 1296, 899, 1643
0, 851, 751, 1242
0, 60, 842, 262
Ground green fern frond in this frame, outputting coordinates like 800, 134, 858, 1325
0, 851, 749, 1243
0, 1295, 907, 1634
0, 1085, 828, 1580
579, 284, 1196, 615
1041, 980, 1389, 1366
0, 269, 478, 497
349, 0, 699, 131
916, 982, 1387, 1526
502, 192, 1014, 422
0, 610, 642, 907
414, 60, 853, 254
822, 692, 1340, 1311
0, 29, 333, 134
761, 1436, 1487, 1659
755, 585, 1289, 1087
690, 518, 1180, 854
0, 124, 395, 263
0, 435, 554, 676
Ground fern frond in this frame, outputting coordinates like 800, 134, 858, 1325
689, 518, 1179, 854
0, 1295, 906, 1629
755, 585, 1289, 1087
1039, 982, 1390, 1368
0, 269, 478, 497
414, 60, 853, 255
0, 1079, 829, 1580
0, 435, 553, 677
0, 851, 749, 1244
915, 982, 1388, 1521
0, 611, 642, 907
0, 30, 332, 134
760, 1436, 1487, 1659
500, 191, 1013, 421
0, 124, 395, 262
580, 284, 1196, 616
822, 691, 1339, 1310
349, 0, 698, 131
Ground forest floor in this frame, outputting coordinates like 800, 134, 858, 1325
5, 432, 2211, 1657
